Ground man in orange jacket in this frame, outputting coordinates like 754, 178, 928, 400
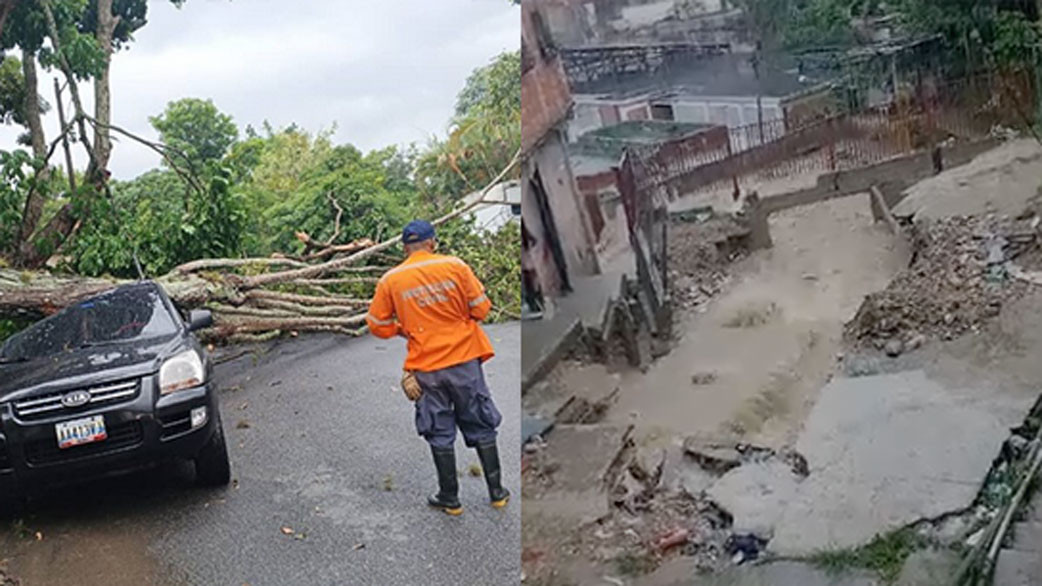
366, 220, 508, 515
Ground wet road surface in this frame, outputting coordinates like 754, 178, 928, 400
0, 323, 520, 585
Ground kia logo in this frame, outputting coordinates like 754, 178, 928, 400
61, 390, 91, 408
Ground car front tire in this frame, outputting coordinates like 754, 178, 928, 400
194, 413, 231, 487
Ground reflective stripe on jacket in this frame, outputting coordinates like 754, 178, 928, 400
366, 250, 494, 372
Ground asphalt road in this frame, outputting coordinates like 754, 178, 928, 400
0, 323, 520, 586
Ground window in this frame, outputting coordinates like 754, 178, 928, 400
651, 104, 675, 121
511, 203, 522, 217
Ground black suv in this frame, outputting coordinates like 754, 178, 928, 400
0, 281, 229, 508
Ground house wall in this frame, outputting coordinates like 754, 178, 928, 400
522, 131, 602, 299
535, 0, 741, 46
576, 169, 631, 261
569, 96, 651, 141
670, 96, 783, 151
522, 2, 574, 154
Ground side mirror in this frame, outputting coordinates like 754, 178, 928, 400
188, 309, 213, 332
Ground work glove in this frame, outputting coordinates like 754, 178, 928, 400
401, 370, 422, 402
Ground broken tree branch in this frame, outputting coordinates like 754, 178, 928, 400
324, 191, 343, 247
175, 257, 309, 274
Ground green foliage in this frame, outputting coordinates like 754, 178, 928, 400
993, 10, 1041, 68
416, 50, 520, 209
436, 218, 521, 321
896, 0, 1041, 71
0, 316, 34, 345
150, 98, 239, 170
0, 150, 35, 253
455, 50, 520, 120
0, 57, 28, 128
782, 0, 857, 48
811, 528, 923, 583
67, 165, 246, 277
264, 144, 416, 253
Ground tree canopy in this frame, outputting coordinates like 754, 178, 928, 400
150, 97, 239, 170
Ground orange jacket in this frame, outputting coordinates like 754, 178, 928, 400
366, 250, 494, 372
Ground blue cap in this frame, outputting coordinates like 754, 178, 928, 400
402, 220, 435, 244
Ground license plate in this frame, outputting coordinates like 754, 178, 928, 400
56, 415, 107, 449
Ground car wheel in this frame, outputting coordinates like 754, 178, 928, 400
194, 414, 231, 487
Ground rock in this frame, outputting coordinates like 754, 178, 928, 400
691, 371, 718, 385
726, 533, 767, 562
1007, 434, 1030, 458
885, 339, 904, 357
682, 437, 742, 473
904, 333, 926, 351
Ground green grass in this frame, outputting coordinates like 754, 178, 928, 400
810, 528, 922, 583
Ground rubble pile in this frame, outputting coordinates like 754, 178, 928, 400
667, 215, 747, 311
570, 491, 737, 576
845, 215, 1038, 349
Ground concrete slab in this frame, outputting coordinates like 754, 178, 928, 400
894, 549, 959, 586
661, 444, 718, 496
543, 424, 632, 493
994, 549, 1042, 586
708, 459, 802, 538
634, 559, 880, 586
1011, 521, 1042, 552
711, 370, 1027, 556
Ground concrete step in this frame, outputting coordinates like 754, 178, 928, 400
1011, 521, 1042, 552
994, 549, 1042, 586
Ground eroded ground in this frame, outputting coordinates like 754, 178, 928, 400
522, 138, 1042, 586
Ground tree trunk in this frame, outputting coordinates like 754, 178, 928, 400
93, 0, 118, 170
18, 50, 49, 248
19, 202, 77, 268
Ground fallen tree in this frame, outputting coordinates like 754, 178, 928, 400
0, 149, 521, 343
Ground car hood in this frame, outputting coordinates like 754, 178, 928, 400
0, 334, 184, 402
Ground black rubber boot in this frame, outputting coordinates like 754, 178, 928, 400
475, 441, 510, 508
428, 446, 463, 515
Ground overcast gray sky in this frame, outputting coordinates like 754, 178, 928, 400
0, 0, 519, 179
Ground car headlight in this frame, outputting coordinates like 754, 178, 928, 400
159, 350, 205, 395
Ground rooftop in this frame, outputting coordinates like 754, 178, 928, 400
570, 52, 828, 100
570, 120, 723, 161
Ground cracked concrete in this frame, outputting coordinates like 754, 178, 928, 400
710, 370, 1029, 555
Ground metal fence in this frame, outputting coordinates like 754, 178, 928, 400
618, 69, 1037, 237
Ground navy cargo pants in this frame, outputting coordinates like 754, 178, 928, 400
413, 359, 502, 449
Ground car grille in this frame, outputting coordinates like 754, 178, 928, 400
24, 420, 143, 466
13, 378, 140, 420
158, 411, 192, 439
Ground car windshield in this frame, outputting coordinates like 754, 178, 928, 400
0, 285, 179, 362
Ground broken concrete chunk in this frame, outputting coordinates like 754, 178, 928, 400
682, 437, 743, 473
885, 339, 904, 357
691, 371, 718, 385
